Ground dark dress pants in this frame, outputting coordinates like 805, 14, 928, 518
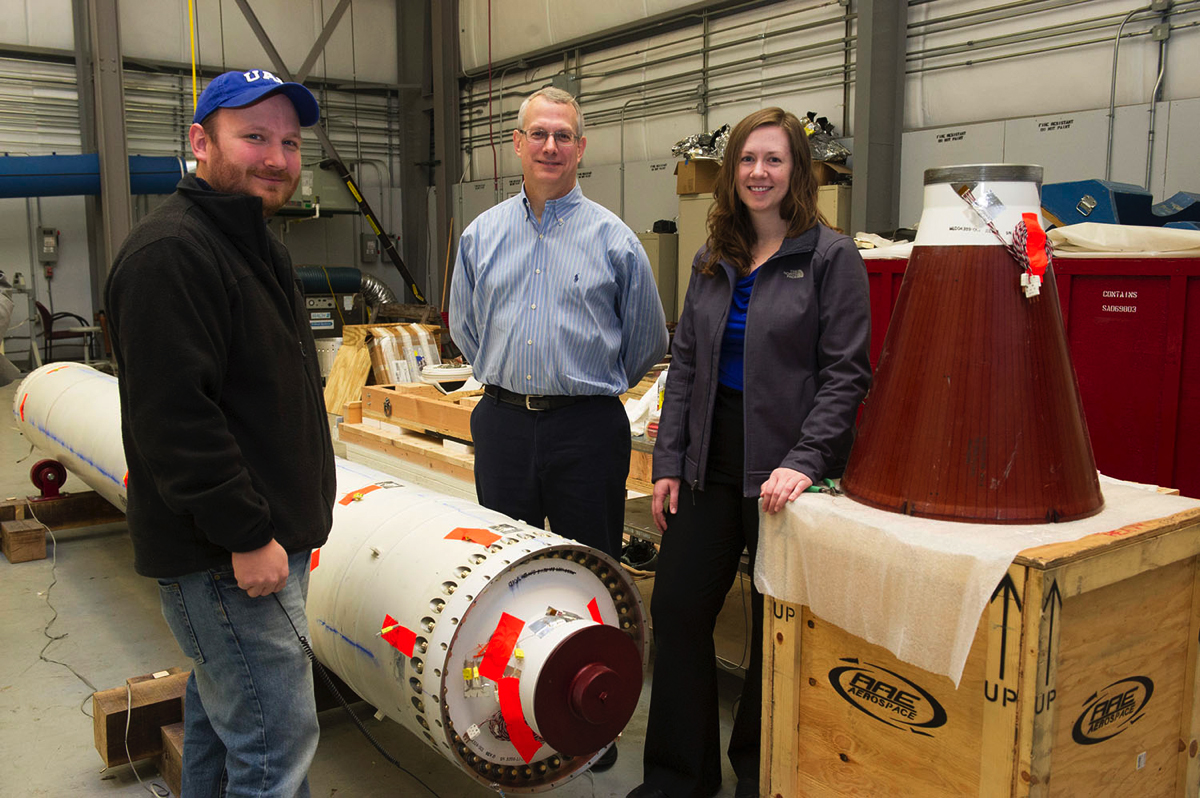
641, 387, 764, 797
470, 393, 630, 559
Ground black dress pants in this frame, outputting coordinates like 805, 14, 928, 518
470, 393, 630, 559
641, 386, 764, 797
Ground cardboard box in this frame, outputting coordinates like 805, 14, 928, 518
817, 184, 851, 232
812, 160, 851, 186
675, 159, 720, 194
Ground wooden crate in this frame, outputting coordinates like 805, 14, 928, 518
93, 668, 188, 767
763, 506, 1200, 797
361, 383, 478, 441
1, 518, 47, 563
158, 722, 184, 797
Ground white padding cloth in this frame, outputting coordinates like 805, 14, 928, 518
755, 477, 1200, 686
1048, 222, 1200, 254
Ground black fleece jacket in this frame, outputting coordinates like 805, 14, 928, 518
105, 175, 335, 578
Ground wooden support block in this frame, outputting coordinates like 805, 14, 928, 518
158, 722, 184, 798
93, 668, 189, 767
342, 400, 363, 425
0, 491, 125, 530
1, 518, 47, 563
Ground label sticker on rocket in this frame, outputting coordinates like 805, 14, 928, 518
337, 480, 405, 505
479, 612, 524, 682
828, 658, 948, 736
446, 527, 503, 546
1072, 676, 1154, 745
587, 597, 603, 624
379, 613, 416, 657
498, 676, 542, 763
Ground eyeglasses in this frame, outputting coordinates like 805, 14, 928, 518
517, 128, 579, 147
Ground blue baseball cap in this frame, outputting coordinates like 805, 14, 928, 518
193, 69, 320, 127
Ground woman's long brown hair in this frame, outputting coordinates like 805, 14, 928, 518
698, 107, 825, 277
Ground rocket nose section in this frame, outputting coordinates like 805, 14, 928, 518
529, 622, 644, 757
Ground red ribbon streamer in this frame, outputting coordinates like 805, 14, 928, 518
587, 597, 603, 624
479, 612, 524, 682
498, 676, 542, 763
1022, 212, 1049, 277
310, 549, 320, 571
381, 613, 416, 657
445, 527, 502, 546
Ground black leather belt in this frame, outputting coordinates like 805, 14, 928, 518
484, 385, 586, 412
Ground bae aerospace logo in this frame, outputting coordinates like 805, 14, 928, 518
1071, 676, 1154, 745
828, 658, 948, 736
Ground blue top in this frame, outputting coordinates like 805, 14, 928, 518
449, 183, 668, 396
717, 268, 760, 390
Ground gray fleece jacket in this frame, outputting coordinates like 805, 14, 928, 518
652, 224, 872, 496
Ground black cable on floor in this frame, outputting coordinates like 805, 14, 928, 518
272, 593, 442, 798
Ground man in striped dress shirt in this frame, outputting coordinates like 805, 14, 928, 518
449, 86, 668, 565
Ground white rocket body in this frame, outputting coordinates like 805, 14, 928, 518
13, 363, 648, 792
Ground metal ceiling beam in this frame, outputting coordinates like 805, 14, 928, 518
72, 0, 104, 309
851, 0, 907, 235
458, 0, 781, 78
396, 1, 433, 306
231, 0, 345, 181
78, 0, 133, 297
295, 0, 352, 83
233, 0, 427, 302
430, 0, 461, 310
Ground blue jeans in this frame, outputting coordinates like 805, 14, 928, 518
158, 551, 318, 798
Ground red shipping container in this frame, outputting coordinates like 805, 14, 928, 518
861, 251, 1200, 499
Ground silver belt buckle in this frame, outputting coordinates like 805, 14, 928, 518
525, 394, 545, 411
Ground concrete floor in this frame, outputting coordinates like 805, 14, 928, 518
0, 377, 749, 798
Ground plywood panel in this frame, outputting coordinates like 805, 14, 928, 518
790, 607, 986, 797
1049, 557, 1194, 796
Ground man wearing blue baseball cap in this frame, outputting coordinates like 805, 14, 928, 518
105, 70, 336, 797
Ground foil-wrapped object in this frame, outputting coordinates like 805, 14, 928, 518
672, 124, 730, 162
805, 111, 851, 163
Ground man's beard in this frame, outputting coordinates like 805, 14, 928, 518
205, 158, 298, 217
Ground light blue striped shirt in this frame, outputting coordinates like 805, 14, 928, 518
450, 183, 668, 396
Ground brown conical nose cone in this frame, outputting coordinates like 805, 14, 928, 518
841, 166, 1103, 524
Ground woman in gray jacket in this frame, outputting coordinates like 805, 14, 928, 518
628, 108, 872, 798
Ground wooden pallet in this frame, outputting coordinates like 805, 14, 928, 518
339, 421, 475, 484
360, 383, 479, 442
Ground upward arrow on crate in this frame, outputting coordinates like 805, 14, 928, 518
1042, 579, 1063, 686
990, 572, 1023, 681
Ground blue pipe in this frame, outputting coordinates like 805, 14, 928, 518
0, 154, 185, 198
